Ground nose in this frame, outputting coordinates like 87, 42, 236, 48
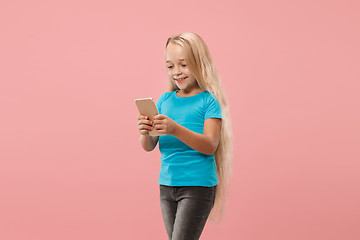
174, 66, 181, 75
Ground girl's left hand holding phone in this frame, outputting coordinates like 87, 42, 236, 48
153, 114, 177, 135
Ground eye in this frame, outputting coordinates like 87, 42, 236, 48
167, 66, 173, 69
182, 64, 187, 67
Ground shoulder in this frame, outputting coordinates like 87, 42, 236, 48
201, 91, 215, 99
202, 91, 220, 106
157, 91, 174, 104
202, 91, 222, 118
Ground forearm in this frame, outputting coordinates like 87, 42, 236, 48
140, 135, 158, 151
172, 123, 218, 155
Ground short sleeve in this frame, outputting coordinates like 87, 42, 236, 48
156, 92, 166, 114
205, 95, 222, 119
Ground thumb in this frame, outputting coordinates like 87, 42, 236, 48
154, 114, 165, 120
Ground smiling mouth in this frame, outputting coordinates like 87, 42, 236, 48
175, 77, 187, 83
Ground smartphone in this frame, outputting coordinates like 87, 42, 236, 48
134, 98, 160, 136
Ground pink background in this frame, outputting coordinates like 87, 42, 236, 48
1, 0, 359, 239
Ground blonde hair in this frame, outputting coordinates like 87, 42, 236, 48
165, 32, 233, 222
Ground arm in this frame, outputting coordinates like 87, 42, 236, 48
140, 135, 159, 152
137, 114, 159, 151
153, 115, 221, 155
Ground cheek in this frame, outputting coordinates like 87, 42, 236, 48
185, 70, 194, 79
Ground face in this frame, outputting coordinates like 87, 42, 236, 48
165, 43, 200, 94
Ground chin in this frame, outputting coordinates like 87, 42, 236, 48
175, 84, 184, 90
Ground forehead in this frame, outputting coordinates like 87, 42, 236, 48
166, 43, 185, 62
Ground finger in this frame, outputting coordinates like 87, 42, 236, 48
139, 128, 151, 135
144, 119, 153, 125
139, 124, 154, 131
154, 114, 165, 120
138, 115, 149, 120
138, 119, 153, 126
157, 129, 166, 134
139, 127, 154, 133
153, 119, 162, 125
154, 124, 163, 130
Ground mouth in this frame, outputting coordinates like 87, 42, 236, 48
174, 76, 187, 83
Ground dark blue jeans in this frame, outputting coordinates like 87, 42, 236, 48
159, 184, 217, 240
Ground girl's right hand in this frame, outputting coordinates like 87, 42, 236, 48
137, 114, 154, 135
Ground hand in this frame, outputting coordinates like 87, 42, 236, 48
137, 114, 154, 135
153, 114, 177, 135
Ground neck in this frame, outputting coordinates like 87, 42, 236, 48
177, 88, 203, 97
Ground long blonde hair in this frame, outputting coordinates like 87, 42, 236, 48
165, 32, 233, 222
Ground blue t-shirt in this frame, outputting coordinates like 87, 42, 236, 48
156, 90, 222, 187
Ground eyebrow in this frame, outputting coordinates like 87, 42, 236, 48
166, 58, 185, 63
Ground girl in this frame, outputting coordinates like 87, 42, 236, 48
137, 32, 232, 240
